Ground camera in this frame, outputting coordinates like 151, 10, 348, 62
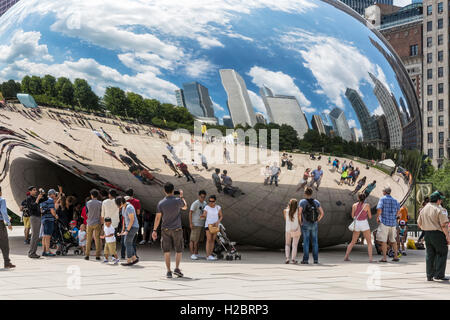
174, 190, 180, 195
39, 188, 45, 195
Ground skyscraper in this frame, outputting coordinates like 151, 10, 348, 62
328, 107, 353, 142
0, 0, 19, 16
175, 89, 186, 108
220, 69, 257, 127
351, 127, 359, 142
339, 0, 393, 15
311, 115, 326, 135
345, 87, 380, 142
259, 86, 309, 138
369, 72, 403, 149
222, 116, 233, 128
180, 82, 214, 118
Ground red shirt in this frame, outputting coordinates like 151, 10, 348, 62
127, 198, 141, 213
81, 206, 87, 225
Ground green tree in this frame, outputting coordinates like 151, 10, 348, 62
55, 77, 74, 106
73, 78, 99, 110
423, 161, 450, 208
279, 124, 300, 151
21, 75, 31, 93
29, 76, 43, 95
41, 74, 56, 97
126, 91, 145, 118
0, 80, 21, 98
103, 87, 129, 116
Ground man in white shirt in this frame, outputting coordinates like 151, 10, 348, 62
101, 189, 120, 231
269, 162, 281, 187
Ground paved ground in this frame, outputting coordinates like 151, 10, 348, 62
1, 227, 449, 300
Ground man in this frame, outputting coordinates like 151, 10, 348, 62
162, 155, 182, 178
221, 170, 238, 197
85, 189, 103, 261
0, 186, 15, 268
309, 165, 323, 191
189, 190, 207, 260
376, 187, 400, 263
298, 187, 324, 264
269, 162, 280, 187
124, 148, 153, 171
417, 191, 449, 281
152, 183, 187, 278
212, 168, 222, 193
125, 188, 141, 254
362, 180, 376, 198
20, 195, 31, 244
101, 189, 120, 232
177, 162, 196, 183
27, 186, 44, 258
40, 189, 59, 256
199, 153, 208, 170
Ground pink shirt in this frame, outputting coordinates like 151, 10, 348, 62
355, 202, 368, 221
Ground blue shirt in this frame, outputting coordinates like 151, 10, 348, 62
0, 197, 10, 225
40, 198, 55, 221
365, 183, 376, 193
123, 204, 139, 229
311, 169, 323, 181
376, 195, 400, 227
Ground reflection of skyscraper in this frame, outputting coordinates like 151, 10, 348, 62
345, 88, 380, 142
222, 115, 233, 128
328, 107, 353, 142
181, 82, 214, 118
220, 69, 257, 127
175, 89, 186, 108
339, 0, 392, 15
255, 112, 266, 124
0, 0, 19, 17
311, 115, 326, 135
375, 114, 390, 148
351, 127, 359, 142
369, 72, 403, 149
259, 86, 309, 138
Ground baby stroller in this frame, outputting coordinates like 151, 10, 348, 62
51, 220, 79, 256
213, 223, 241, 261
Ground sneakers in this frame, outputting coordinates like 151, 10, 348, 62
103, 259, 109, 263
433, 277, 449, 282
95, 257, 101, 261
190, 254, 198, 260
113, 258, 120, 265
139, 240, 147, 245
4, 262, 15, 269
84, 256, 89, 260
207, 255, 217, 261
300, 261, 308, 264
28, 254, 40, 259
173, 268, 184, 277
166, 271, 173, 279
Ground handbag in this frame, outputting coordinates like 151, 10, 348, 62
208, 224, 220, 234
348, 204, 365, 232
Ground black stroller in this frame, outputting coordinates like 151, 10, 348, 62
51, 220, 79, 256
213, 223, 241, 261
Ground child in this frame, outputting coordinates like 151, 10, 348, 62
69, 220, 79, 241
100, 217, 119, 264
397, 220, 408, 255
338, 168, 348, 185
78, 224, 87, 256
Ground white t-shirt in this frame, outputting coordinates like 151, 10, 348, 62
78, 231, 87, 245
101, 198, 120, 228
103, 225, 116, 243
285, 209, 299, 232
204, 205, 221, 227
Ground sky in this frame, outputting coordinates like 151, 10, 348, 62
0, 0, 409, 138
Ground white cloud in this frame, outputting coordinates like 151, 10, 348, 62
280, 29, 387, 109
348, 119, 357, 128
212, 99, 225, 112
247, 90, 267, 116
184, 58, 217, 78
0, 29, 52, 63
302, 106, 316, 113
247, 66, 311, 107
393, 0, 411, 7
372, 105, 384, 116
322, 109, 331, 115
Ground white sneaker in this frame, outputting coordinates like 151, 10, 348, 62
207, 255, 217, 261
103, 259, 109, 263
190, 254, 198, 260
139, 240, 146, 245
113, 258, 120, 264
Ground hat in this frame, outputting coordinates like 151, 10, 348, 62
69, 220, 77, 226
28, 186, 36, 191
383, 186, 392, 194
430, 191, 445, 202
399, 220, 406, 226
48, 189, 57, 196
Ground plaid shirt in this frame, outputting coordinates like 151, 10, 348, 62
376, 195, 400, 227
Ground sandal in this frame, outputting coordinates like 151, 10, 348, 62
392, 258, 399, 262
291, 260, 298, 264
379, 259, 387, 263
285, 260, 289, 264
344, 258, 351, 261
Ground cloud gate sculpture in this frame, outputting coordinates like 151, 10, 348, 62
0, 0, 421, 248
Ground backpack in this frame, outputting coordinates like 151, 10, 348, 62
303, 198, 319, 223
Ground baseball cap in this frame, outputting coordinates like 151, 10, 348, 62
383, 186, 392, 194
69, 220, 77, 226
28, 186, 36, 191
430, 191, 445, 202
399, 220, 406, 226
48, 189, 57, 196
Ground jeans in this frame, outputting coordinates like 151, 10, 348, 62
0, 221, 11, 265
28, 215, 41, 256
270, 174, 278, 185
424, 230, 448, 279
125, 227, 138, 258
121, 229, 138, 258
301, 221, 319, 262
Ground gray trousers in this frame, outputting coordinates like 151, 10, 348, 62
0, 221, 11, 265
28, 215, 41, 256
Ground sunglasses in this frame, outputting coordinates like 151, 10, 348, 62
209, 200, 216, 203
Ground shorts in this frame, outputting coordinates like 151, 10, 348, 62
190, 226, 203, 242
42, 219, 54, 236
104, 242, 117, 255
23, 216, 31, 229
376, 223, 397, 243
353, 219, 370, 232
161, 228, 184, 253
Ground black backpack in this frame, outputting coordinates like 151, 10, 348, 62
303, 198, 319, 223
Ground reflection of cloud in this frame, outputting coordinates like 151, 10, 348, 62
280, 29, 389, 109
372, 105, 383, 116
212, 99, 225, 112
322, 108, 331, 114
302, 106, 316, 113
247, 66, 311, 107
0, 29, 52, 63
247, 90, 267, 116
348, 119, 357, 128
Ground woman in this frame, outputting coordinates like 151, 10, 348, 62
115, 196, 139, 266
350, 176, 366, 195
56, 195, 69, 227
200, 195, 223, 261
344, 193, 373, 262
296, 168, 310, 192
283, 199, 301, 264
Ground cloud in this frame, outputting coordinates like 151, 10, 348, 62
280, 29, 387, 109
212, 99, 225, 112
247, 66, 311, 107
393, 0, 411, 7
322, 109, 331, 115
184, 58, 217, 78
302, 106, 317, 113
348, 119, 357, 128
372, 105, 384, 116
0, 29, 52, 63
247, 90, 267, 116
